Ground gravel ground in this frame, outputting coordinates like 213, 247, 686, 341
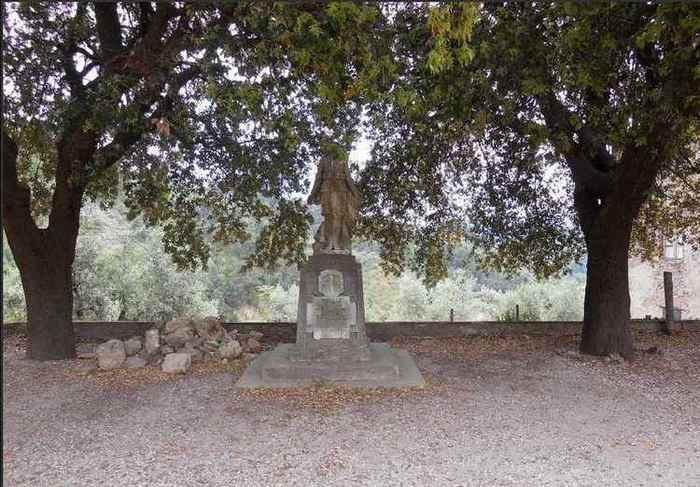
3, 331, 699, 487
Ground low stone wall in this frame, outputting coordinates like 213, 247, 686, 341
3, 319, 699, 343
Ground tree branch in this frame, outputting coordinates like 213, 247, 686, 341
91, 64, 203, 177
60, 3, 89, 96
1, 129, 41, 258
94, 3, 123, 59
536, 93, 614, 195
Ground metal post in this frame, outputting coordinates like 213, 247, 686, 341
516, 304, 520, 321
664, 271, 674, 334
449, 308, 454, 322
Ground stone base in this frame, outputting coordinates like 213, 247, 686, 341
235, 343, 425, 389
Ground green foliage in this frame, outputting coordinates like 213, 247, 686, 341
2, 1, 392, 277
256, 283, 299, 322
3, 201, 585, 323
490, 277, 586, 322
358, 3, 699, 284
2, 235, 25, 321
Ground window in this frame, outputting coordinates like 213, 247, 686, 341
664, 238, 684, 261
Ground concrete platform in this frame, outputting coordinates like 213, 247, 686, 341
235, 343, 425, 389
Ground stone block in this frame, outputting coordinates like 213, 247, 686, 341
144, 329, 160, 355
124, 337, 142, 356
220, 340, 242, 359
164, 326, 194, 348
164, 318, 192, 335
194, 317, 226, 341
125, 356, 146, 368
162, 353, 191, 374
236, 344, 424, 389
96, 339, 126, 370
245, 338, 262, 353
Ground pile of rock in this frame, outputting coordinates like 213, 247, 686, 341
94, 317, 264, 374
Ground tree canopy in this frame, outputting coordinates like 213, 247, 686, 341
357, 3, 699, 283
2, 2, 698, 360
2, 2, 396, 269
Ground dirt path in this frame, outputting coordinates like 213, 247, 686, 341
3, 332, 699, 486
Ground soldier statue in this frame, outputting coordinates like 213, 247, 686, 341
307, 155, 361, 254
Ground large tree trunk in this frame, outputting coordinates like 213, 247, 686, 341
4, 206, 81, 360
573, 152, 659, 359
579, 225, 633, 358
19, 249, 77, 360
2, 129, 84, 360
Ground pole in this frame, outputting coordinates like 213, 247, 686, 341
516, 304, 520, 321
663, 271, 674, 334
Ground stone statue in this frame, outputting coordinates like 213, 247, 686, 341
236, 151, 425, 390
307, 156, 361, 254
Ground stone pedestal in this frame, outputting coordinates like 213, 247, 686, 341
236, 253, 425, 389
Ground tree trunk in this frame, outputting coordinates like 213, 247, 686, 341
20, 252, 77, 360
574, 154, 658, 359
579, 229, 633, 358
2, 129, 83, 360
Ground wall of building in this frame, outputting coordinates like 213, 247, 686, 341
629, 246, 700, 319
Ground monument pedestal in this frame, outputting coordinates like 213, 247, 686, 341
236, 253, 425, 389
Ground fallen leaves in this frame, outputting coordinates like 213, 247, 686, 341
64, 359, 247, 391
236, 379, 442, 415
391, 333, 579, 360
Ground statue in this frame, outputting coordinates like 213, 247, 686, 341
307, 155, 361, 254
236, 149, 425, 389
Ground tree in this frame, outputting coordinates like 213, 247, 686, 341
358, 3, 699, 356
2, 1, 389, 359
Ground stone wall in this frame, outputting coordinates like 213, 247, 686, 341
4, 319, 699, 343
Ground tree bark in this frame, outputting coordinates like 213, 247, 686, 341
573, 149, 659, 358
20, 250, 77, 360
2, 129, 83, 360
579, 224, 634, 358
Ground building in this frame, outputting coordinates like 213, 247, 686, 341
629, 239, 700, 319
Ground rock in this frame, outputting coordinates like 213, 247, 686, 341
200, 340, 220, 353
193, 317, 226, 342
96, 339, 126, 370
161, 345, 175, 355
164, 326, 195, 348
182, 343, 204, 363
219, 340, 242, 360
201, 351, 216, 362
241, 352, 257, 361
125, 356, 146, 369
144, 329, 160, 355
161, 353, 191, 374
222, 330, 239, 343
164, 318, 192, 335
608, 352, 625, 364
244, 338, 262, 353
77, 352, 96, 360
124, 337, 142, 356
249, 331, 264, 340
143, 351, 161, 366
